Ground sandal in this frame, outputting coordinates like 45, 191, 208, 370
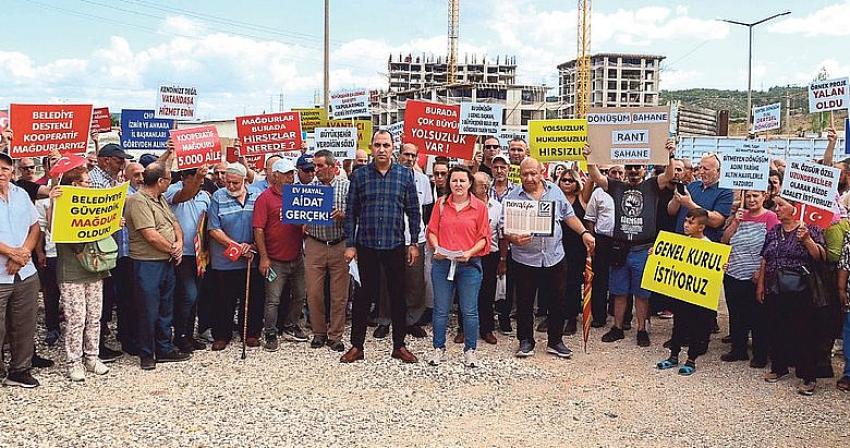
678, 363, 696, 376
656, 357, 679, 370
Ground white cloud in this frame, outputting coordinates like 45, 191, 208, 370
160, 16, 206, 36
661, 69, 704, 90
768, 2, 850, 37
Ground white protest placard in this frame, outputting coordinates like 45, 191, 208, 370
314, 127, 357, 159
752, 103, 781, 133
503, 199, 555, 236
497, 127, 527, 152
459, 102, 504, 135
808, 77, 849, 113
719, 141, 770, 191
385, 121, 404, 149
155, 84, 197, 119
329, 88, 370, 119
780, 160, 840, 210
586, 106, 671, 165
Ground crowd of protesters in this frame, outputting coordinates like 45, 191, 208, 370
0, 124, 848, 398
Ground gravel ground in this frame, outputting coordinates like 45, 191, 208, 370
2, 306, 849, 448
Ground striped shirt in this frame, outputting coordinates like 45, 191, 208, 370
345, 162, 421, 250
207, 188, 258, 270
305, 176, 350, 242
727, 211, 779, 280
89, 165, 119, 189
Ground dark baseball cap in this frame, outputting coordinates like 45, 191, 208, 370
138, 153, 159, 167
98, 143, 132, 159
296, 154, 314, 170
0, 151, 13, 166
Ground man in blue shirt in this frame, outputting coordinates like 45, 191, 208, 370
668, 153, 733, 243
504, 158, 595, 359
340, 130, 421, 364
166, 167, 211, 353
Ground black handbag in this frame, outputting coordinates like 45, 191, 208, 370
805, 263, 838, 309
774, 267, 808, 295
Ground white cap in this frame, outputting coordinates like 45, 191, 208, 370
272, 158, 296, 174
226, 163, 247, 178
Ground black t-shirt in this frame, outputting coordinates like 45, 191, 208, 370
656, 184, 676, 233
201, 177, 219, 196
478, 164, 492, 176
13, 180, 40, 203
607, 177, 661, 244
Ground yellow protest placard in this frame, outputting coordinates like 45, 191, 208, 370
508, 164, 521, 184
528, 119, 587, 162
293, 108, 328, 133
51, 183, 129, 243
327, 119, 373, 152
640, 231, 731, 311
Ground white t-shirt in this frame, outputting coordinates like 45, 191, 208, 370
585, 187, 615, 237
404, 170, 432, 245
35, 198, 56, 258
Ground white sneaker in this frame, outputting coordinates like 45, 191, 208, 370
84, 358, 110, 375
428, 348, 447, 366
68, 363, 85, 382
463, 349, 481, 368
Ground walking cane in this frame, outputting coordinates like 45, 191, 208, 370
241, 260, 252, 360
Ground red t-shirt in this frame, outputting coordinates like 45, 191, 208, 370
252, 188, 303, 262
427, 194, 491, 257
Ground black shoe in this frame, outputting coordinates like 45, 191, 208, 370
45, 329, 60, 347
140, 356, 156, 370
546, 342, 573, 359
31, 353, 54, 369
98, 345, 123, 363
175, 337, 196, 354
326, 339, 345, 352
373, 324, 389, 339
188, 337, 206, 351
264, 332, 280, 352
721, 335, 733, 344
122, 345, 140, 357
2, 370, 39, 388
498, 316, 513, 335
156, 350, 191, 363
534, 309, 548, 318
416, 308, 433, 326
535, 318, 548, 333
310, 335, 328, 349
563, 319, 577, 336
407, 325, 427, 338
636, 330, 650, 347
622, 321, 632, 331
591, 320, 606, 328
281, 325, 309, 342
516, 339, 535, 357
721, 351, 749, 362
749, 357, 768, 369
601, 327, 624, 343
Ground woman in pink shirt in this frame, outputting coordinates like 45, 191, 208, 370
427, 166, 490, 368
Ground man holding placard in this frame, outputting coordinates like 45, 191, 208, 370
504, 158, 595, 359
585, 141, 677, 347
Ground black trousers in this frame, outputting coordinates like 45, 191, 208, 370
194, 268, 216, 334
211, 269, 265, 341
723, 275, 767, 360
111, 257, 136, 351
350, 245, 407, 350
590, 235, 611, 324
496, 252, 516, 320
37, 257, 60, 333
458, 251, 499, 335
514, 259, 567, 346
669, 301, 716, 361
766, 290, 836, 381
563, 250, 585, 322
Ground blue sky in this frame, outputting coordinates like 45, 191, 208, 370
2, 0, 847, 119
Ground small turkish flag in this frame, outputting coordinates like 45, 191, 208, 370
224, 241, 242, 262
0, 111, 9, 130
792, 203, 834, 229
49, 153, 87, 178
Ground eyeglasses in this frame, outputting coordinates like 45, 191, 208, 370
373, 143, 392, 149
483, 144, 501, 150
19, 165, 36, 171
559, 178, 576, 184
433, 172, 448, 177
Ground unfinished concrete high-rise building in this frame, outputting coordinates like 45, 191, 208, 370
387, 53, 517, 92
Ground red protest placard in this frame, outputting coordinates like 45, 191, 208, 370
244, 154, 265, 171
8, 104, 92, 158
91, 107, 112, 133
225, 146, 239, 163
403, 100, 475, 159
235, 112, 302, 156
170, 125, 222, 170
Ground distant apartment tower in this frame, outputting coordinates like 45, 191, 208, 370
388, 53, 517, 92
558, 53, 665, 118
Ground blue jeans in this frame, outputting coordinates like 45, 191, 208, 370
133, 260, 176, 358
174, 256, 199, 340
431, 257, 482, 352
843, 311, 850, 377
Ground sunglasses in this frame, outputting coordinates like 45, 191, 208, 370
625, 165, 642, 171
483, 144, 501, 150
433, 172, 448, 177
559, 178, 576, 183
19, 165, 36, 171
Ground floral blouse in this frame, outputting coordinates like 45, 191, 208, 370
760, 223, 824, 291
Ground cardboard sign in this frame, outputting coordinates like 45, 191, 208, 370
293, 108, 328, 133
404, 100, 475, 159
459, 102, 504, 135
170, 125, 222, 170
120, 109, 174, 151
155, 84, 197, 119
528, 119, 588, 162
503, 199, 555, 236
384, 121, 404, 149
51, 183, 129, 243
792, 203, 833, 229
780, 160, 840, 210
91, 107, 112, 134
281, 184, 334, 225
719, 141, 770, 191
752, 103, 781, 133
8, 104, 93, 158
314, 127, 357, 159
236, 112, 302, 157
586, 106, 670, 165
808, 77, 849, 113
641, 231, 731, 311
327, 119, 372, 151
329, 89, 370, 119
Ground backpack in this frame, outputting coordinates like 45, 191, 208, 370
74, 237, 118, 273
